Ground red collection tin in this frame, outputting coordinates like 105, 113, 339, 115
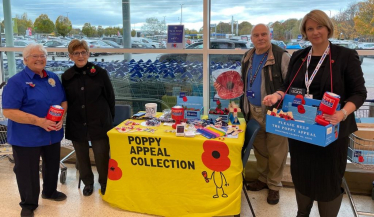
46, 105, 64, 122
320, 92, 340, 115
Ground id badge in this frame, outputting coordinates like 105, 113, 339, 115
290, 87, 305, 96
247, 90, 255, 98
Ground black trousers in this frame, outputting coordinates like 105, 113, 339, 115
295, 188, 343, 217
12, 142, 61, 211
73, 137, 110, 187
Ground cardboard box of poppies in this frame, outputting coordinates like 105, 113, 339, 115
265, 94, 340, 147
208, 98, 230, 122
176, 94, 204, 119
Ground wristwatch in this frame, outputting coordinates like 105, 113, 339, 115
341, 109, 348, 121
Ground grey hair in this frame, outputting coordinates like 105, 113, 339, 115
23, 43, 47, 65
251, 23, 270, 35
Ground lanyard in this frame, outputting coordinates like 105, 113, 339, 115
248, 52, 268, 88
305, 45, 330, 95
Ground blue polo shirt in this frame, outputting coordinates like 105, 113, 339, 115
247, 53, 267, 106
2, 66, 66, 147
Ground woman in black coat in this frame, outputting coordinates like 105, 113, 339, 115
62, 39, 115, 196
263, 10, 367, 216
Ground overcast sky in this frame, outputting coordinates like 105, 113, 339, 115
1, 0, 356, 30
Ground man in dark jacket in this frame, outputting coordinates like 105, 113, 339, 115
239, 24, 290, 205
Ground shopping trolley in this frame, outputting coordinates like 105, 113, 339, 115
344, 102, 374, 217
0, 82, 13, 163
59, 128, 75, 184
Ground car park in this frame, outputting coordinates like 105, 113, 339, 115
13, 40, 35, 56
43, 40, 68, 57
158, 39, 247, 63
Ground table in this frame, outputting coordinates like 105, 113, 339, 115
102, 117, 246, 217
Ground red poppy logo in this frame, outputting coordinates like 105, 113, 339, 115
183, 96, 188, 102
90, 66, 96, 73
201, 140, 231, 172
108, 159, 122, 180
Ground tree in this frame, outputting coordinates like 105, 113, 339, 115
70, 28, 81, 36
104, 27, 117, 37
354, 0, 374, 37
55, 15, 72, 37
82, 23, 97, 37
97, 26, 104, 37
15, 13, 33, 36
238, 21, 252, 35
332, 3, 359, 40
141, 17, 164, 35
1, 20, 4, 33
131, 29, 136, 37
34, 14, 54, 34
282, 18, 298, 41
216, 22, 231, 34
271, 21, 285, 40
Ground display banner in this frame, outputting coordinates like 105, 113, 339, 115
102, 119, 246, 217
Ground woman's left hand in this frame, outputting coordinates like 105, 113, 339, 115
322, 110, 345, 125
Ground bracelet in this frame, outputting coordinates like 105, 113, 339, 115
274, 92, 283, 100
341, 108, 348, 121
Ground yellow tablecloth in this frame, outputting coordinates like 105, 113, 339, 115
102, 117, 246, 217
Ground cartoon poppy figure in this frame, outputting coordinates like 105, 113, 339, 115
201, 140, 231, 198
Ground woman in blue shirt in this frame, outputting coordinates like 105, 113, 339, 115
2, 43, 67, 217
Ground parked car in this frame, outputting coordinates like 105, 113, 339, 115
85, 39, 114, 56
132, 41, 149, 48
356, 42, 374, 64
158, 39, 247, 63
131, 37, 160, 48
102, 40, 121, 48
271, 40, 286, 49
43, 40, 68, 56
286, 42, 304, 49
13, 40, 34, 56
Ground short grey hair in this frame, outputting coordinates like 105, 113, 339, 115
251, 23, 270, 35
23, 43, 47, 65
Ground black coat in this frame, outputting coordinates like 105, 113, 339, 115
280, 42, 367, 201
61, 62, 115, 142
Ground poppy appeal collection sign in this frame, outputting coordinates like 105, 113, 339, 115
102, 121, 246, 216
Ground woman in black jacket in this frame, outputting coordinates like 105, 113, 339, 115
62, 39, 115, 196
263, 10, 367, 216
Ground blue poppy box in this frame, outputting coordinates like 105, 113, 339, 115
265, 94, 340, 147
176, 94, 204, 119
208, 98, 230, 122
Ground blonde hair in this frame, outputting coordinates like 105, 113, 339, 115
300, 10, 334, 41
23, 43, 47, 65
68, 39, 89, 54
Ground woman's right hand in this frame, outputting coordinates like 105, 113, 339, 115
263, 94, 279, 106
38, 118, 58, 132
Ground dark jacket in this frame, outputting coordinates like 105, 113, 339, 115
61, 62, 115, 142
240, 44, 290, 121
280, 42, 367, 138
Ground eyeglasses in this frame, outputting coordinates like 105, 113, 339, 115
28, 54, 47, 59
72, 51, 88, 57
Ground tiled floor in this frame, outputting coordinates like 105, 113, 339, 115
0, 157, 373, 217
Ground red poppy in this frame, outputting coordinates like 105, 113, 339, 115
108, 159, 122, 180
90, 66, 96, 73
201, 140, 231, 172
29, 83, 35, 88
216, 100, 221, 105
183, 96, 188, 102
216, 70, 244, 99
331, 60, 335, 64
